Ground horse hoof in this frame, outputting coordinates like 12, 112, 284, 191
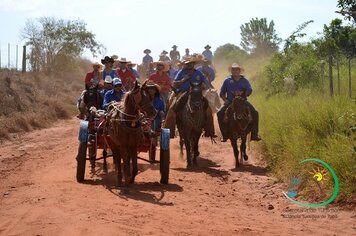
244, 155, 248, 161
116, 181, 123, 187
186, 164, 193, 169
120, 187, 129, 195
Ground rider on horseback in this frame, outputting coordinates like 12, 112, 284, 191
163, 56, 217, 139
217, 63, 261, 142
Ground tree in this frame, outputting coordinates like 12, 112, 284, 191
336, 0, 356, 22
284, 20, 314, 52
22, 17, 104, 73
240, 17, 281, 56
214, 43, 247, 63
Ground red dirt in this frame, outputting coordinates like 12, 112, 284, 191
0, 118, 355, 236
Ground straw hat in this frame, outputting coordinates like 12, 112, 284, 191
152, 61, 170, 72
228, 63, 244, 72
117, 57, 129, 63
92, 62, 102, 69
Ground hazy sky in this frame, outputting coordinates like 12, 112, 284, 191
0, 0, 343, 66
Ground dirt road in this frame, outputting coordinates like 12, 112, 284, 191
0, 118, 355, 236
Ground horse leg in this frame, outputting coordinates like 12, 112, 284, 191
130, 149, 138, 184
192, 134, 200, 166
121, 148, 130, 194
241, 136, 248, 162
231, 138, 240, 168
179, 136, 184, 156
113, 148, 123, 187
185, 138, 192, 168
103, 149, 108, 174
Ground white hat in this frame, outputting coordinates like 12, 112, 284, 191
104, 75, 113, 83
113, 78, 122, 86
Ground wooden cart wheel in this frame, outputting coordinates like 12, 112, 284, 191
160, 128, 170, 184
76, 141, 87, 182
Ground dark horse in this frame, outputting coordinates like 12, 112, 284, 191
225, 95, 252, 168
107, 80, 157, 193
176, 82, 206, 168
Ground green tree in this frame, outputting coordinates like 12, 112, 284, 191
336, 0, 356, 22
214, 43, 247, 63
240, 17, 281, 57
284, 20, 314, 52
22, 17, 104, 73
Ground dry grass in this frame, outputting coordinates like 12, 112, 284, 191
0, 63, 87, 141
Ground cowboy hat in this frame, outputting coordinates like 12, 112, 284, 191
101, 56, 114, 64
91, 62, 102, 69
111, 54, 119, 60
172, 45, 177, 48
104, 75, 113, 83
228, 63, 244, 72
127, 61, 137, 67
117, 57, 129, 63
152, 61, 170, 72
183, 56, 201, 64
143, 49, 151, 54
162, 50, 168, 54
204, 45, 212, 49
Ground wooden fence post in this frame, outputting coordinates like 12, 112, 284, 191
22, 46, 26, 73
328, 55, 334, 97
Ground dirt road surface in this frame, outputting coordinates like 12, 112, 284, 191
0, 118, 355, 236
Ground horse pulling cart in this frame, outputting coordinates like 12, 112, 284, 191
75, 110, 170, 185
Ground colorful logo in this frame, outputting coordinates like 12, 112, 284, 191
283, 158, 339, 208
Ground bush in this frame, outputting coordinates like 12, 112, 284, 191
251, 90, 356, 200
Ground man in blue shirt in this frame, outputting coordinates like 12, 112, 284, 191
197, 59, 215, 88
202, 45, 213, 62
163, 56, 216, 138
142, 49, 153, 77
103, 78, 125, 110
217, 63, 261, 142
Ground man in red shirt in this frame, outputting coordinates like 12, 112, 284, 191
149, 61, 171, 106
84, 62, 102, 89
115, 57, 136, 91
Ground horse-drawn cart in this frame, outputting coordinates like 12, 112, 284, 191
75, 111, 170, 184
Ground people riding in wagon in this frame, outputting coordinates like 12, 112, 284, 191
202, 44, 213, 62
217, 63, 261, 142
142, 49, 154, 77
181, 48, 190, 61
169, 45, 181, 65
163, 56, 217, 138
77, 75, 103, 119
197, 58, 215, 88
127, 61, 140, 80
103, 78, 126, 110
101, 56, 118, 80
148, 61, 172, 107
115, 57, 137, 92
77, 62, 103, 119
99, 75, 113, 107
151, 85, 165, 132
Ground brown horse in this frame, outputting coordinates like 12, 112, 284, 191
225, 96, 252, 168
107, 80, 157, 193
176, 82, 206, 168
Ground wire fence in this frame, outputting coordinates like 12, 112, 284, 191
0, 43, 26, 72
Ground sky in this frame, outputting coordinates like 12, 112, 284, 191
0, 0, 344, 67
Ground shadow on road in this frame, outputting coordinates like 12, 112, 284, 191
231, 163, 267, 176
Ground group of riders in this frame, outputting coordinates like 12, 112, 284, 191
77, 44, 261, 142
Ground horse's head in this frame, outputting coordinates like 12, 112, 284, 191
126, 80, 157, 119
85, 89, 101, 110
189, 81, 203, 110
231, 95, 248, 118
